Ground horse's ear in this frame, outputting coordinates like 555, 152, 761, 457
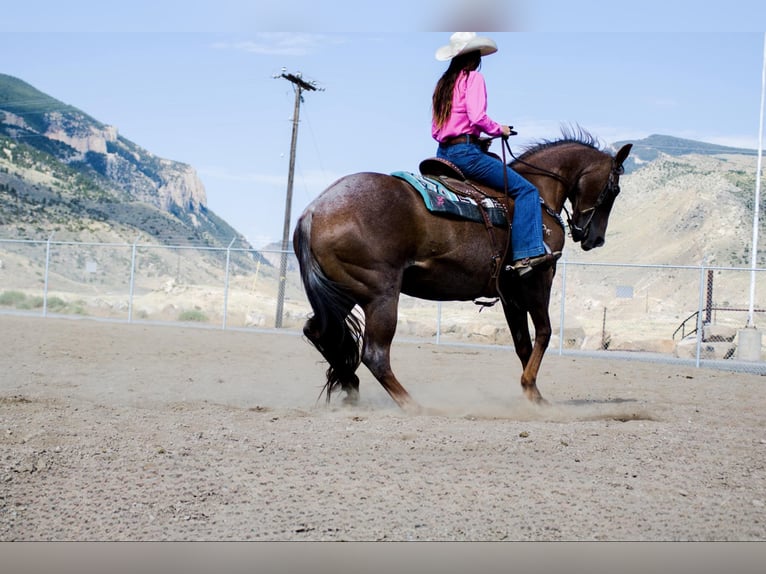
614, 143, 632, 168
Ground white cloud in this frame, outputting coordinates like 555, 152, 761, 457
649, 97, 679, 108
212, 33, 345, 57
198, 167, 285, 186
199, 166, 341, 193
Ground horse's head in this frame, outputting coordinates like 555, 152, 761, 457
569, 143, 632, 250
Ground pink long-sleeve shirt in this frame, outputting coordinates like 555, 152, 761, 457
432, 70, 504, 142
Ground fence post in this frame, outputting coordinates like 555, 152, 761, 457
436, 301, 442, 345
127, 234, 140, 323
222, 237, 236, 330
42, 232, 54, 317
694, 260, 707, 368
557, 254, 567, 355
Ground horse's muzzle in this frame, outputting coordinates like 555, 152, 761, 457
580, 235, 605, 251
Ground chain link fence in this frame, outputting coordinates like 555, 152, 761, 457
1, 238, 765, 374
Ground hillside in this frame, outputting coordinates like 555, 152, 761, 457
614, 133, 759, 173
0, 73, 255, 253
588, 150, 761, 268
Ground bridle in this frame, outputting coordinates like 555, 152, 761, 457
566, 162, 623, 243
478, 136, 622, 309
500, 137, 623, 243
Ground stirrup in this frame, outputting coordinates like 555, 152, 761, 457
507, 248, 561, 277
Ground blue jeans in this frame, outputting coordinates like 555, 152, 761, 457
437, 142, 545, 260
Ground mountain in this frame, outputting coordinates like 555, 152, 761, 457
0, 73, 254, 254
608, 133, 761, 266
599, 132, 762, 273
612, 133, 759, 173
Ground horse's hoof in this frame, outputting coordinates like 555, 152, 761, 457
400, 400, 423, 415
342, 389, 360, 406
524, 388, 549, 406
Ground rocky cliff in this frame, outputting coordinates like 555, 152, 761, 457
0, 102, 207, 217
0, 73, 252, 254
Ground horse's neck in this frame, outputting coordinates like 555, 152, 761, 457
525, 165, 569, 213
520, 146, 600, 213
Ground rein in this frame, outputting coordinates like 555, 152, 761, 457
503, 138, 569, 187
473, 135, 620, 309
479, 136, 566, 309
501, 138, 621, 243
471, 139, 513, 310
486, 137, 568, 307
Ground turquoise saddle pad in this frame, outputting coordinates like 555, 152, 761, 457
391, 171, 507, 227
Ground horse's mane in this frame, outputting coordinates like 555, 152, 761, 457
515, 125, 603, 161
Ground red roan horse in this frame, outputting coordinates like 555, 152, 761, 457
294, 129, 632, 412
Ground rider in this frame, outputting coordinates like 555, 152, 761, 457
432, 32, 560, 276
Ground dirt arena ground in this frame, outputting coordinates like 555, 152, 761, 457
1, 314, 765, 542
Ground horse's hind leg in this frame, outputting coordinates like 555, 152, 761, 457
360, 297, 419, 413
303, 308, 361, 405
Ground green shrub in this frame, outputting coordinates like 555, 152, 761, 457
178, 309, 208, 322
0, 291, 80, 313
46, 296, 67, 311
0, 291, 27, 306
70, 304, 87, 315
18, 296, 44, 310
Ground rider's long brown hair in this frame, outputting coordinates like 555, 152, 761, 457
432, 50, 482, 129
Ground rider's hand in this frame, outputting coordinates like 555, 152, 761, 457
501, 125, 512, 138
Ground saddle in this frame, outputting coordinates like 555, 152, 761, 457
410, 157, 565, 233
417, 157, 512, 227
391, 158, 512, 230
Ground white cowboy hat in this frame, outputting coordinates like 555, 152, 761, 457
435, 32, 497, 61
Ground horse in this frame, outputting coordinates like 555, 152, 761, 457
293, 129, 632, 412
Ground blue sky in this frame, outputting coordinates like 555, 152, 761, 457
1, 2, 765, 247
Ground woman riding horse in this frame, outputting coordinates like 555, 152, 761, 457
432, 32, 560, 276
292, 35, 633, 411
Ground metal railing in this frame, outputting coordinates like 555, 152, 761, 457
1, 237, 764, 374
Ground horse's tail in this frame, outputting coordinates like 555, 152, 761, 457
293, 211, 363, 402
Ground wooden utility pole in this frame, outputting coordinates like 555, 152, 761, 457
274, 70, 320, 328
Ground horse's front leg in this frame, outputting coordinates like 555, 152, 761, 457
502, 301, 533, 367
502, 272, 555, 404
520, 271, 557, 404
502, 301, 546, 404
519, 318, 551, 405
